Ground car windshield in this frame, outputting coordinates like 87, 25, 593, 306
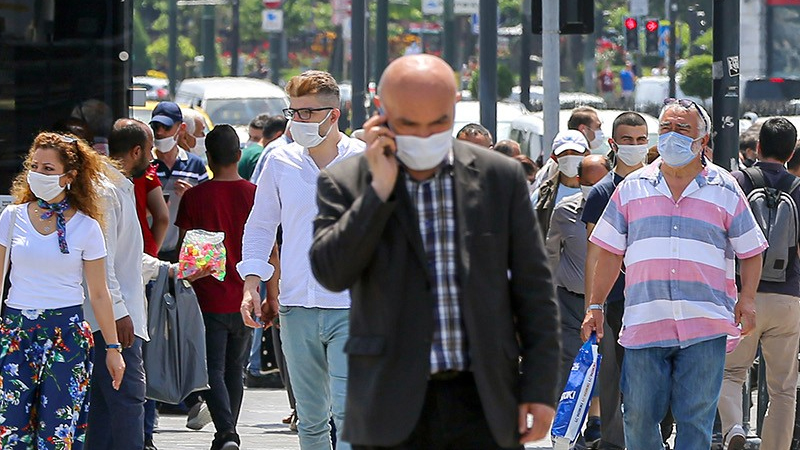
204, 98, 289, 126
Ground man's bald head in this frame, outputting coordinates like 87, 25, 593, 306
377, 55, 458, 138
577, 155, 611, 186
378, 54, 457, 99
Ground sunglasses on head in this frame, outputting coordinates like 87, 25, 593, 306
663, 98, 709, 133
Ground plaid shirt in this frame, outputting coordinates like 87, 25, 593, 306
404, 156, 469, 374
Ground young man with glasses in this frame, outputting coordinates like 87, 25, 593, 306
239, 70, 364, 450
582, 99, 766, 449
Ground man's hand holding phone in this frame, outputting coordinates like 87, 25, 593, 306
363, 114, 398, 202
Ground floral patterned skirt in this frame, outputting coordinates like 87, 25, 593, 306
0, 305, 94, 450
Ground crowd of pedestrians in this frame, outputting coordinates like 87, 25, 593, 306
1, 52, 800, 450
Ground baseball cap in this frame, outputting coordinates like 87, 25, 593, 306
150, 102, 183, 128
552, 130, 589, 155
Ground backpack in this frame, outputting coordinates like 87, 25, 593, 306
743, 167, 800, 283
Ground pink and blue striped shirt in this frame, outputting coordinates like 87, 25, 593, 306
590, 161, 768, 350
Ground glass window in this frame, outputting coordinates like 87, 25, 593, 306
0, 0, 128, 193
768, 5, 800, 78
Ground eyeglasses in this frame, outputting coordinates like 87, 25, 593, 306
282, 107, 334, 120
663, 98, 709, 133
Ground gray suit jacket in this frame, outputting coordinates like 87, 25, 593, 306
310, 140, 561, 448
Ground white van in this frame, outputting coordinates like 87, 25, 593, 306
452, 100, 530, 141
508, 115, 545, 161
634, 76, 704, 111
175, 77, 289, 141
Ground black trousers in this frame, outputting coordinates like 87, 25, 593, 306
353, 373, 522, 450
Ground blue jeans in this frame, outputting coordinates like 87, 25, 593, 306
247, 327, 263, 374
621, 336, 726, 449
87, 333, 146, 450
279, 306, 350, 450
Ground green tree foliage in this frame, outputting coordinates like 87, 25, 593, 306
132, 11, 153, 75
468, 65, 516, 100
679, 54, 713, 99
146, 35, 198, 76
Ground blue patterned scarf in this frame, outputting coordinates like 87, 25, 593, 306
37, 198, 70, 254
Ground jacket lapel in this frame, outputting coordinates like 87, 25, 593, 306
392, 172, 429, 269
452, 144, 480, 288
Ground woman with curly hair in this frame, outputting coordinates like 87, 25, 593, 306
0, 132, 125, 449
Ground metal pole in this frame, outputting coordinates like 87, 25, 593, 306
443, 0, 457, 70
269, 32, 281, 84
542, 0, 559, 157
520, 0, 531, 110
711, 0, 739, 170
231, 0, 240, 76
668, 0, 677, 98
375, 0, 389, 81
479, 0, 497, 139
202, 5, 216, 77
351, 0, 367, 129
168, 0, 178, 95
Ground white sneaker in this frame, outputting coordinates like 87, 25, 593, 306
186, 401, 212, 430
724, 424, 746, 450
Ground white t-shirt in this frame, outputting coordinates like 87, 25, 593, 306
0, 204, 107, 310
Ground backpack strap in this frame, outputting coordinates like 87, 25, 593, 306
743, 167, 767, 190
775, 173, 800, 195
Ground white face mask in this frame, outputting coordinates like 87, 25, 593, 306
289, 110, 334, 149
154, 132, 178, 153
557, 155, 583, 178
589, 129, 605, 150
580, 184, 593, 200
395, 129, 453, 171
615, 143, 649, 167
28, 171, 66, 202
190, 136, 206, 158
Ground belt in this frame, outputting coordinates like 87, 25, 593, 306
429, 370, 470, 382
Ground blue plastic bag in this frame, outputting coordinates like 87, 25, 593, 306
551, 332, 602, 450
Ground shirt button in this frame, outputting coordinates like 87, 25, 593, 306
671, 269, 676, 274
673, 225, 678, 230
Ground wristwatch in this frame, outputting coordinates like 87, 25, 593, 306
586, 303, 604, 314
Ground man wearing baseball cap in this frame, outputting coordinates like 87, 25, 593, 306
533, 129, 590, 239
148, 101, 210, 432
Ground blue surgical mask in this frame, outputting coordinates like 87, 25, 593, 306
658, 131, 701, 168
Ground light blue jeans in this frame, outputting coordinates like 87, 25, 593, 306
621, 336, 726, 450
279, 305, 350, 450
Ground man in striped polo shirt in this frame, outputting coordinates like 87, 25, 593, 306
581, 99, 767, 449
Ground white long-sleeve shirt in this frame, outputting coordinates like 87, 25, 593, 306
84, 168, 149, 340
237, 134, 364, 309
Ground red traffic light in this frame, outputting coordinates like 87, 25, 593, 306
645, 20, 659, 33
625, 18, 638, 30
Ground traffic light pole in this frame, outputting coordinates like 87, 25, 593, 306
668, 0, 677, 98
541, 0, 559, 157
711, 0, 739, 171
520, 0, 532, 110
479, 0, 497, 140
351, 0, 367, 129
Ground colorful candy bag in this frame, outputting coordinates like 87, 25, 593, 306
178, 229, 227, 281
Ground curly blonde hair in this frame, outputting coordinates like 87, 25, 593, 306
11, 132, 110, 226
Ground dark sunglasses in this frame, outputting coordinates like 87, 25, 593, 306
282, 107, 334, 120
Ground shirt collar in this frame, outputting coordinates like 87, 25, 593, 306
640, 159, 724, 187
151, 146, 189, 161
